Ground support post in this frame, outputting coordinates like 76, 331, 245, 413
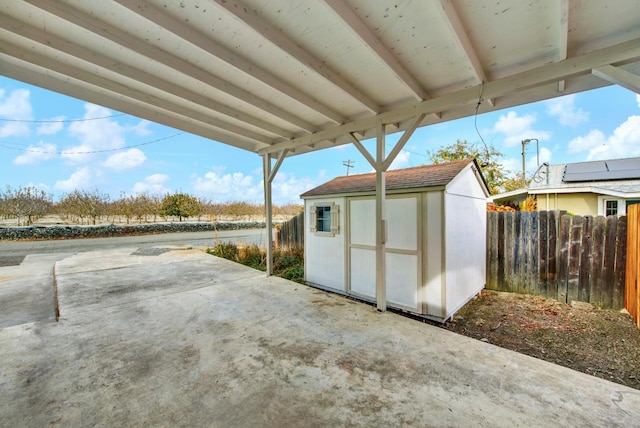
262, 150, 288, 276
263, 153, 274, 276
375, 123, 387, 311
347, 116, 423, 312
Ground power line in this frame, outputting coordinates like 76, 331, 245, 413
0, 132, 184, 155
0, 113, 127, 123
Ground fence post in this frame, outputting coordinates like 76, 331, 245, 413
578, 216, 593, 303
590, 216, 606, 307
528, 211, 539, 295
557, 214, 571, 303
538, 210, 548, 297
602, 216, 618, 308
613, 216, 627, 310
486, 212, 498, 289
626, 205, 639, 327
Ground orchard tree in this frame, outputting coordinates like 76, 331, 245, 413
58, 189, 110, 225
159, 192, 202, 221
427, 139, 513, 195
0, 186, 53, 226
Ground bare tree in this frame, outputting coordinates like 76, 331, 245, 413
0, 186, 53, 226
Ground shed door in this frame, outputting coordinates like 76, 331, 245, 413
347, 195, 421, 312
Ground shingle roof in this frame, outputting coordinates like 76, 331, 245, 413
301, 159, 476, 198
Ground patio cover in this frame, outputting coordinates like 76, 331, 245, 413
1, 0, 639, 310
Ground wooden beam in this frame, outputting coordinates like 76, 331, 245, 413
592, 65, 640, 94
557, 0, 570, 92
0, 54, 264, 152
268, 149, 289, 183
435, 0, 494, 106
263, 154, 274, 276
27, 0, 322, 132
215, 0, 381, 114
0, 10, 295, 140
382, 113, 426, 171
259, 37, 640, 155
324, 0, 427, 102
349, 132, 377, 169
375, 123, 387, 312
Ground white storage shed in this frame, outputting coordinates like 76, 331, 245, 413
301, 159, 489, 321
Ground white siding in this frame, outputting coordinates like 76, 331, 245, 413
303, 163, 488, 321
349, 199, 376, 246
447, 164, 488, 199
385, 197, 418, 251
385, 196, 420, 311
304, 197, 346, 290
444, 170, 487, 318
348, 198, 376, 298
350, 247, 376, 297
424, 191, 444, 318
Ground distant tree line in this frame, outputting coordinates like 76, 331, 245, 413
0, 186, 303, 226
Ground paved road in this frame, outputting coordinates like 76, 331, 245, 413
0, 229, 270, 264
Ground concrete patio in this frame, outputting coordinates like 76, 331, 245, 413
1, 246, 639, 427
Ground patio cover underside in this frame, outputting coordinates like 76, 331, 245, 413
1, 0, 640, 309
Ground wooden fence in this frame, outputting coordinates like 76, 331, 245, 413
276, 212, 304, 250
626, 204, 640, 327
487, 211, 627, 309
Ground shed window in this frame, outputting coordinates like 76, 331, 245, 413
605, 200, 619, 216
310, 203, 339, 236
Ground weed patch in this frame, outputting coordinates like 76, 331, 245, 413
208, 243, 304, 283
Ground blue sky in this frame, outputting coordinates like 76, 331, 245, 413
1, 75, 639, 205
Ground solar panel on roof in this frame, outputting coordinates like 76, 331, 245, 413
563, 157, 640, 182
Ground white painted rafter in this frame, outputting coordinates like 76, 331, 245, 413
0, 34, 274, 147
557, 0, 570, 92
25, 0, 321, 133
260, 38, 640, 155
114, 0, 345, 127
0, 55, 265, 152
323, 0, 427, 102
435, 0, 493, 106
214, 0, 382, 114
592, 65, 640, 94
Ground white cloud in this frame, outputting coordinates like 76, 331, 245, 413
568, 129, 606, 153
500, 158, 520, 175
127, 120, 153, 136
387, 150, 411, 170
525, 146, 552, 172
63, 104, 125, 163
192, 170, 260, 201
0, 88, 32, 138
37, 117, 65, 135
546, 94, 589, 127
54, 167, 94, 192
132, 174, 170, 195
13, 142, 57, 165
492, 111, 550, 147
271, 172, 323, 204
568, 116, 640, 160
103, 148, 146, 171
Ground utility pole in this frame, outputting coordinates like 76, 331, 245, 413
343, 159, 354, 176
521, 138, 539, 188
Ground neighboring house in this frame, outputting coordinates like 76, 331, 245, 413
300, 159, 489, 322
492, 157, 640, 216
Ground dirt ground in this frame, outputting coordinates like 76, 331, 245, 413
441, 290, 640, 390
